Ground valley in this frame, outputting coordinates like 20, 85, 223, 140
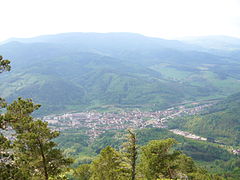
1, 0, 240, 178
1, 33, 240, 179
44, 100, 240, 156
42, 101, 213, 140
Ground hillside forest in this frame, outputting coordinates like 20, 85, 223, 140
1, 33, 240, 179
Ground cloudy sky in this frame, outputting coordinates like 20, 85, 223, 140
0, 0, 240, 41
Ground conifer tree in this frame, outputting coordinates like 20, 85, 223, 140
74, 164, 92, 180
139, 138, 181, 179
0, 55, 11, 128
0, 55, 11, 73
122, 129, 138, 180
91, 146, 128, 180
5, 98, 72, 180
1, 56, 72, 179
0, 55, 17, 179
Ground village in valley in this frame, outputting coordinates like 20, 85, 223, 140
42, 102, 213, 140
41, 102, 240, 155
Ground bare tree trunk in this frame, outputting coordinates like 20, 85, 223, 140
37, 138, 48, 180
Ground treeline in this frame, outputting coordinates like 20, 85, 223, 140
55, 128, 234, 164
71, 130, 223, 180
55, 127, 240, 179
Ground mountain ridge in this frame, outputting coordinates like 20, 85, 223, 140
1, 32, 240, 115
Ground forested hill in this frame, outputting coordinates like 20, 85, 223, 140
1, 33, 240, 115
168, 92, 240, 146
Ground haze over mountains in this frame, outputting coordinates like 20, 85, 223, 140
181, 35, 240, 51
1, 32, 240, 115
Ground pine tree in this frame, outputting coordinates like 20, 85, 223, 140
74, 164, 92, 180
139, 138, 181, 179
0, 55, 11, 128
1, 55, 72, 179
5, 98, 72, 180
91, 146, 128, 180
0, 55, 11, 73
122, 129, 138, 180
0, 55, 18, 179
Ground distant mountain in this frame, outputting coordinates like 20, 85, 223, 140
2, 32, 197, 50
1, 33, 240, 115
180, 35, 240, 50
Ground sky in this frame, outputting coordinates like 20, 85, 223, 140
0, 0, 240, 41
